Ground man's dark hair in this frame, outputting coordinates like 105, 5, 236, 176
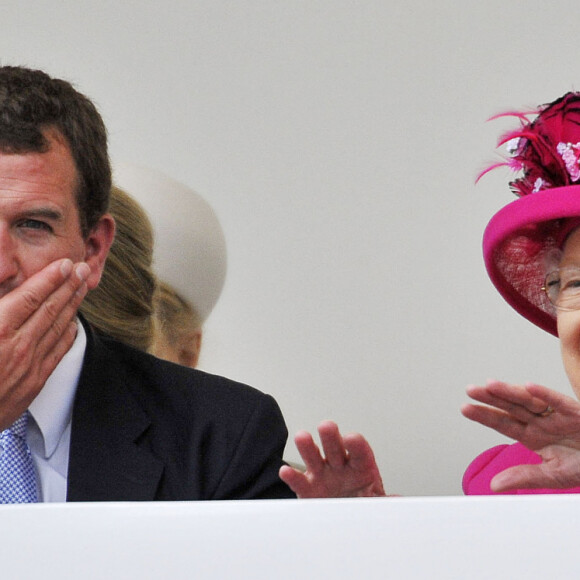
0, 66, 110, 236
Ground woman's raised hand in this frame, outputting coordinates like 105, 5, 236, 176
462, 380, 580, 491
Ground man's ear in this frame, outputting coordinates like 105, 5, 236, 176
83, 214, 116, 290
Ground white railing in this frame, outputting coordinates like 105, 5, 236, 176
0, 496, 577, 579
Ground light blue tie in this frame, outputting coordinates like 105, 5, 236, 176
0, 412, 38, 503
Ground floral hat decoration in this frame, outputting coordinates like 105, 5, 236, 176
481, 92, 580, 336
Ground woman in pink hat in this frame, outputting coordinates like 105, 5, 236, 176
281, 93, 580, 497
461, 92, 580, 495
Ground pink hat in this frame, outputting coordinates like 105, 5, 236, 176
482, 93, 580, 336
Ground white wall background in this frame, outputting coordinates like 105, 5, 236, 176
1, 0, 578, 495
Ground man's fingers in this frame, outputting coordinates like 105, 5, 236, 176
279, 465, 312, 498
21, 262, 89, 342
32, 277, 87, 359
0, 261, 88, 428
0, 259, 76, 328
293, 430, 325, 472
342, 433, 386, 496
318, 421, 348, 469
15, 261, 88, 379
342, 433, 377, 470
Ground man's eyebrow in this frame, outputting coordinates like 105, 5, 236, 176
20, 208, 64, 221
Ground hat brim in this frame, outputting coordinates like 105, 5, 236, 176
483, 185, 580, 337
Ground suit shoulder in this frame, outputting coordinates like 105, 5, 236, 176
102, 336, 278, 417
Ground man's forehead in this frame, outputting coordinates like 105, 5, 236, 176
0, 141, 76, 187
0, 144, 79, 229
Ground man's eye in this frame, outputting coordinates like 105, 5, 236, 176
19, 219, 52, 231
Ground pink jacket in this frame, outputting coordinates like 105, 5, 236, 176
463, 443, 580, 495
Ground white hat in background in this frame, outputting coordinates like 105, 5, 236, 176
113, 162, 227, 323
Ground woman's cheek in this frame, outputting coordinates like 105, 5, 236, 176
558, 310, 580, 396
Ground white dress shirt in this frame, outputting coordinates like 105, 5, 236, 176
27, 321, 86, 502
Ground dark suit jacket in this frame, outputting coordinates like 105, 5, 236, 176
66, 322, 295, 501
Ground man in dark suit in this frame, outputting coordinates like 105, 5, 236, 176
0, 64, 380, 504
0, 65, 293, 502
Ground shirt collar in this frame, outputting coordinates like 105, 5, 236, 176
29, 319, 86, 459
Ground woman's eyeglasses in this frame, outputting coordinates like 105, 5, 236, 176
543, 267, 580, 311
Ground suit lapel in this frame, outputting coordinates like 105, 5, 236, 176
66, 322, 164, 501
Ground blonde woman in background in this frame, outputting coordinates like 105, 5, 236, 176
82, 185, 205, 368
150, 280, 203, 368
